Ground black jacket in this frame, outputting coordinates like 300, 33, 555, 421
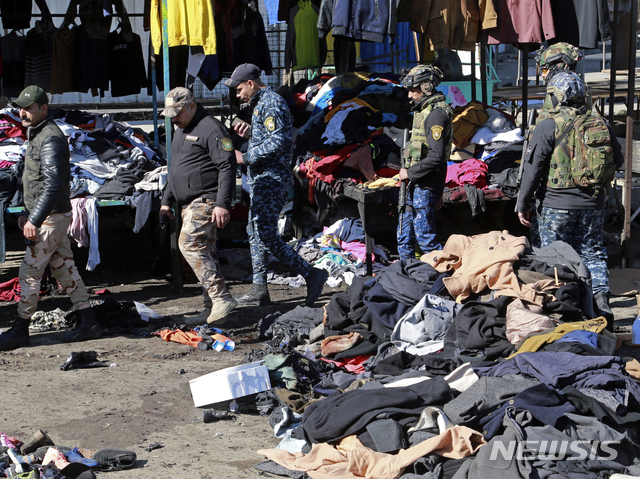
23, 115, 72, 227
162, 105, 236, 209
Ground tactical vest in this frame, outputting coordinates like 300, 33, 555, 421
405, 94, 453, 168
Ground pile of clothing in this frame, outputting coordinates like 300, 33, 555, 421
234, 231, 639, 479
0, 107, 166, 269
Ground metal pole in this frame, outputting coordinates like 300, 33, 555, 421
161, 0, 183, 291
522, 44, 529, 134
480, 37, 488, 103
609, 0, 620, 124
471, 50, 476, 101
622, 0, 638, 267
151, 56, 159, 148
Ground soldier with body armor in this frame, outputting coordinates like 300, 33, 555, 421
516, 72, 624, 329
397, 65, 453, 260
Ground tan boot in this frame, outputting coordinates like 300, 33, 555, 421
207, 297, 238, 324
183, 308, 212, 326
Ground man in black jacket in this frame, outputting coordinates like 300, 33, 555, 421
159, 87, 237, 325
0, 85, 102, 351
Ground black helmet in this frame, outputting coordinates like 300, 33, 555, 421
402, 65, 444, 91
547, 71, 586, 106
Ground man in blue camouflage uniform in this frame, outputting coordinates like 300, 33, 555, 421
226, 64, 328, 306
397, 65, 453, 260
516, 72, 624, 329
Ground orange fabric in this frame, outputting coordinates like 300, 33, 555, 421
324, 98, 377, 123
158, 329, 202, 348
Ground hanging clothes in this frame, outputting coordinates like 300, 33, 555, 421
486, 0, 556, 45
285, 0, 325, 72
51, 24, 77, 94
150, 0, 217, 55
218, 1, 273, 77
108, 30, 147, 97
331, 0, 397, 43
62, 0, 133, 41
73, 25, 110, 94
24, 19, 56, 91
548, 0, 611, 49
403, 0, 498, 51
0, 31, 27, 98
0, 0, 32, 30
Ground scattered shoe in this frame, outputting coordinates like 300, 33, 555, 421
183, 308, 211, 326
305, 268, 329, 306
92, 448, 137, 470
207, 297, 237, 324
21, 429, 55, 455
62, 308, 103, 343
236, 284, 271, 306
203, 409, 235, 423
8, 448, 39, 466
4, 463, 33, 477
0, 316, 31, 351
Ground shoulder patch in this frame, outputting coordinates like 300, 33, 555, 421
430, 125, 443, 141
264, 116, 276, 131
525, 144, 533, 156
221, 137, 234, 152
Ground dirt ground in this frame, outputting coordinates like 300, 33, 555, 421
1, 206, 639, 478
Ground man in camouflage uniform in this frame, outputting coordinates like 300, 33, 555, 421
0, 86, 102, 351
226, 64, 328, 306
160, 87, 237, 325
527, 42, 588, 247
397, 65, 453, 260
516, 72, 624, 329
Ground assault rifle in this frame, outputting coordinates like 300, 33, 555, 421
398, 128, 410, 234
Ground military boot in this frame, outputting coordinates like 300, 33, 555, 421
63, 307, 103, 342
594, 291, 614, 332
0, 316, 31, 351
236, 284, 271, 306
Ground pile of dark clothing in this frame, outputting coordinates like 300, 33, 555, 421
231, 231, 640, 478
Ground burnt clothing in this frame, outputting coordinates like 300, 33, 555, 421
516, 115, 624, 213
23, 116, 72, 228
162, 105, 236, 209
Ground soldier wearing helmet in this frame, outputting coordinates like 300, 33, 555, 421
535, 42, 582, 83
516, 71, 624, 329
397, 64, 453, 259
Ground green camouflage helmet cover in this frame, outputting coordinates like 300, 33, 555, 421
547, 71, 586, 105
402, 65, 444, 89
535, 42, 582, 70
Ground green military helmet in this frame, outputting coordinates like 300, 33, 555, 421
535, 42, 582, 84
402, 65, 444, 93
547, 70, 586, 106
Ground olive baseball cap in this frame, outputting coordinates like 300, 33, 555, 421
12, 85, 49, 108
161, 87, 195, 117
224, 63, 261, 88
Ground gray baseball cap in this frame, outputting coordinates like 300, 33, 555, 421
161, 87, 195, 117
224, 63, 261, 88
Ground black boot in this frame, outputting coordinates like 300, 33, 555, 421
63, 308, 103, 342
236, 284, 271, 306
594, 291, 614, 332
0, 316, 31, 351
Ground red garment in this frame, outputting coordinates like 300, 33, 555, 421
320, 354, 371, 373
0, 114, 27, 142
309, 143, 361, 184
343, 145, 377, 181
445, 159, 488, 189
487, 0, 555, 44
0, 277, 20, 302
158, 329, 203, 348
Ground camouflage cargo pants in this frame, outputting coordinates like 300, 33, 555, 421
18, 212, 90, 319
248, 177, 312, 284
538, 206, 609, 295
179, 199, 231, 309
397, 186, 441, 260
